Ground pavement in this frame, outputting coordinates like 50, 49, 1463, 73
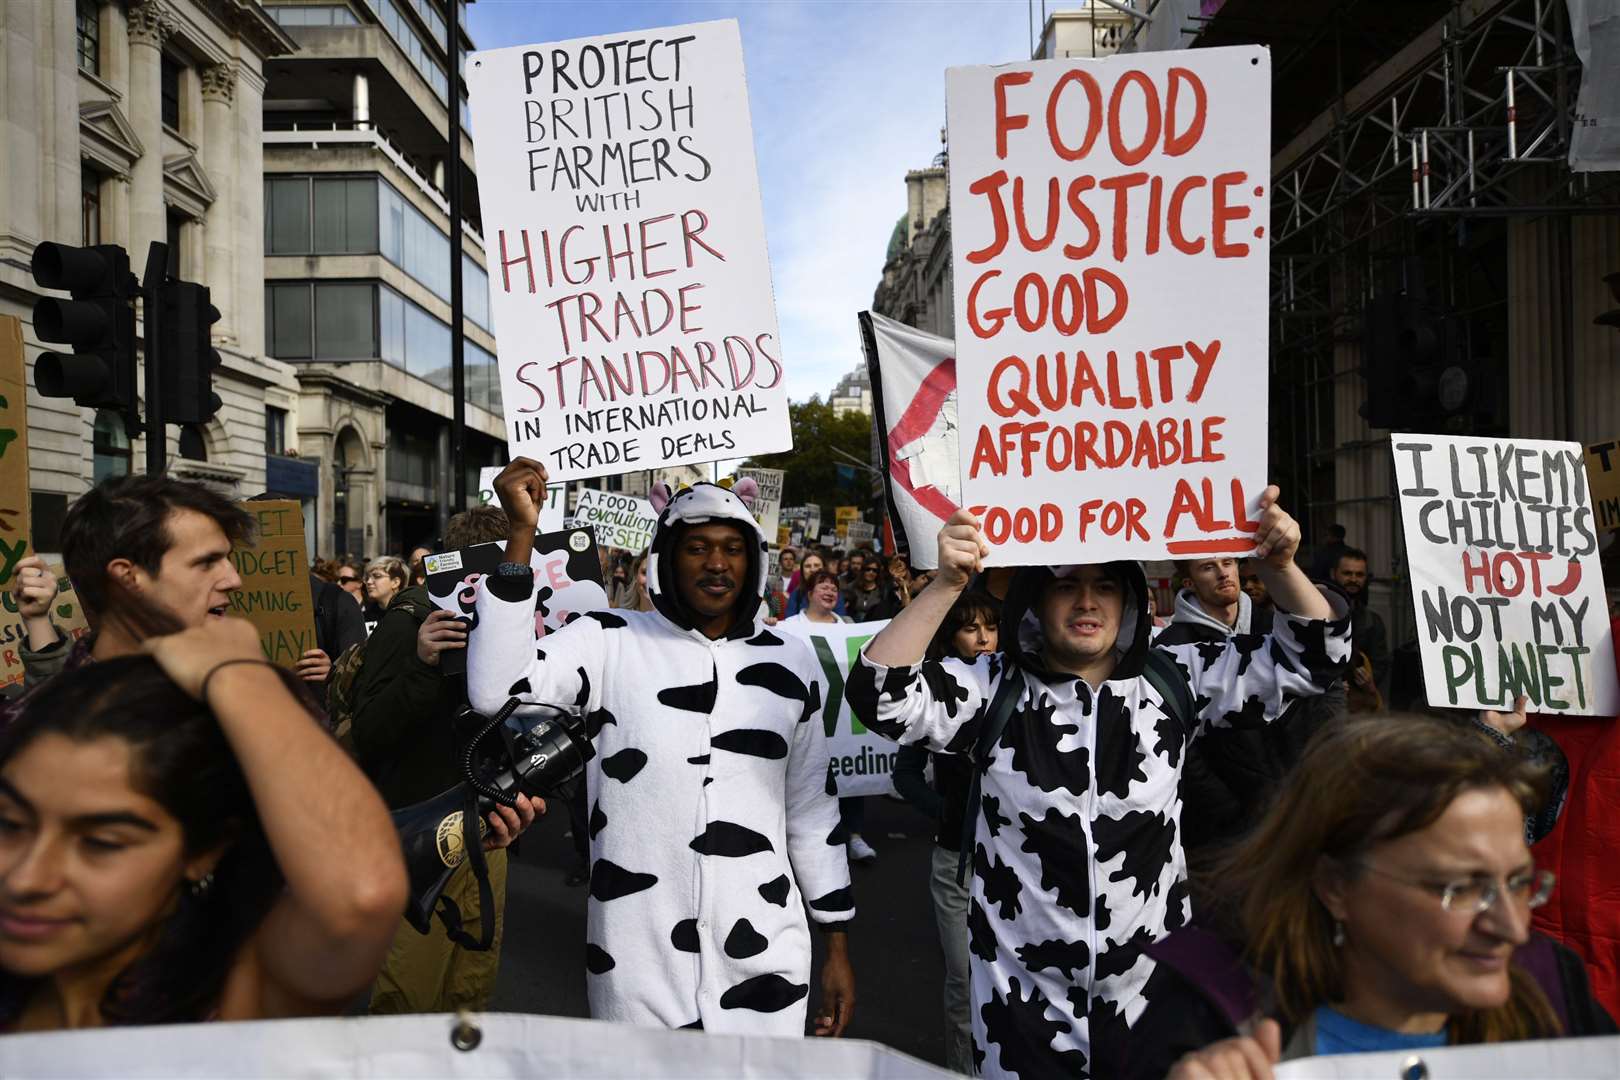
490, 791, 952, 1068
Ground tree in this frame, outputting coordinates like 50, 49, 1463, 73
742, 398, 875, 521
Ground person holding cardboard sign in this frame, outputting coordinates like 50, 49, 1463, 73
846, 487, 1349, 1079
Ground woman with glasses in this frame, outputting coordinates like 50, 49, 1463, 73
1137, 714, 1613, 1080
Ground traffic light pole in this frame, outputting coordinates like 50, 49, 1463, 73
447, 17, 467, 514
141, 241, 167, 475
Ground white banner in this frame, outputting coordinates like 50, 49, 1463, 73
1273, 1034, 1620, 1078
778, 619, 898, 797
946, 47, 1271, 564
736, 466, 785, 542
467, 21, 793, 482
570, 488, 658, 553
860, 311, 958, 570
1393, 434, 1618, 716
0, 1011, 953, 1078
478, 466, 566, 533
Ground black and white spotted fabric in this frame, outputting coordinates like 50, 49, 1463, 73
469, 481, 851, 1035
846, 562, 1349, 1078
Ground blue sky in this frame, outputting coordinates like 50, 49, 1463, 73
467, 0, 1029, 403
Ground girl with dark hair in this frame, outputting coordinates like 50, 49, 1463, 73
1144, 715, 1614, 1079
0, 619, 406, 1030
892, 588, 1001, 1075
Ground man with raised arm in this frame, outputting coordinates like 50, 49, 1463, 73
468, 458, 855, 1038
846, 488, 1350, 1079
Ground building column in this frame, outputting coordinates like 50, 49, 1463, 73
126, 0, 171, 266
201, 65, 236, 343
234, 66, 266, 357
101, 172, 131, 247
0, 1, 42, 245
101, 1, 130, 98
353, 72, 371, 130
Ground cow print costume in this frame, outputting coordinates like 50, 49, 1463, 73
469, 480, 852, 1035
846, 561, 1349, 1078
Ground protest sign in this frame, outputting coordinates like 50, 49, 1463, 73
477, 466, 566, 532
946, 47, 1271, 563
1393, 434, 1618, 716
846, 521, 876, 548
1273, 1034, 1620, 1078
777, 618, 897, 797
570, 488, 658, 552
229, 500, 317, 670
860, 311, 957, 569
777, 525, 791, 548
0, 317, 29, 587
736, 466, 784, 540
466, 20, 793, 482
423, 526, 608, 676
0, 565, 90, 692
1587, 437, 1619, 533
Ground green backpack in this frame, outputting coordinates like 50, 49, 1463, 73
326, 589, 434, 757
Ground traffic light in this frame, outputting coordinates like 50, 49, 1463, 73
158, 279, 222, 424
30, 243, 138, 411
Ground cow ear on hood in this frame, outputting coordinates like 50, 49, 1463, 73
649, 482, 675, 514
727, 476, 758, 509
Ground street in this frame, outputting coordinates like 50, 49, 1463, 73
492, 791, 952, 1068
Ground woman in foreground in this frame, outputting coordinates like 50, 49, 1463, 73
1146, 715, 1614, 1079
0, 619, 407, 1029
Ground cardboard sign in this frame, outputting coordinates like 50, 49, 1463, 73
423, 526, 609, 676
466, 20, 793, 482
570, 488, 658, 552
477, 466, 567, 532
860, 311, 958, 569
736, 467, 783, 541
1586, 438, 1619, 533
846, 521, 876, 548
0, 318, 29, 586
776, 618, 897, 797
1393, 434, 1618, 716
946, 47, 1272, 563
0, 565, 91, 691
777, 525, 791, 549
230, 501, 318, 670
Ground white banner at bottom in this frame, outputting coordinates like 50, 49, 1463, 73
1273, 1034, 1620, 1078
0, 1011, 953, 1078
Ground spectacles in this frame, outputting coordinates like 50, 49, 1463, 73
1358, 862, 1556, 915
338, 575, 358, 584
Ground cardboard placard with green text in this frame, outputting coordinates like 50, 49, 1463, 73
230, 500, 317, 669
0, 317, 31, 587
0, 566, 90, 691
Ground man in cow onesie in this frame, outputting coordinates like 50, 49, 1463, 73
847, 488, 1349, 1078
469, 458, 855, 1037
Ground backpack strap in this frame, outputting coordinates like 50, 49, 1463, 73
434, 786, 498, 952
957, 664, 1025, 885
1143, 649, 1196, 734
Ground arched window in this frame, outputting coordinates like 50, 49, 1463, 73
92, 410, 130, 483
178, 423, 208, 461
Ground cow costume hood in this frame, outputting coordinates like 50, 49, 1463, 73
998, 561, 1151, 682
646, 478, 767, 639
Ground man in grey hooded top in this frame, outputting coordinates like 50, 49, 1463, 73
846, 488, 1349, 1079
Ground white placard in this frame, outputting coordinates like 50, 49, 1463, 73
478, 466, 566, 532
466, 21, 793, 482
777, 618, 897, 797
946, 47, 1271, 563
570, 488, 659, 552
1393, 433, 1618, 716
1273, 1035, 1620, 1078
736, 466, 784, 541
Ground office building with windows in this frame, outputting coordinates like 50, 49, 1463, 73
261, 0, 502, 557
0, 0, 303, 552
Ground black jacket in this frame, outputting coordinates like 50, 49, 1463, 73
1155, 605, 1346, 862
311, 574, 366, 662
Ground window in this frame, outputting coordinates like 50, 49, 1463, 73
314, 282, 376, 358
29, 493, 69, 555
76, 0, 100, 76
265, 406, 289, 456
267, 5, 360, 26
266, 177, 312, 254
160, 55, 181, 131
363, 0, 448, 103
312, 177, 378, 253
80, 167, 100, 246
92, 411, 130, 484
266, 283, 312, 358
166, 213, 186, 277
178, 425, 208, 461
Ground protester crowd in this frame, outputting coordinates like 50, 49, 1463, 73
0, 467, 1612, 1080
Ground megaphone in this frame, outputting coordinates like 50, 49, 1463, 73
394, 697, 592, 934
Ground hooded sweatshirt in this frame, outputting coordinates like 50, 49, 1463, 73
846, 563, 1349, 1079
468, 482, 852, 1035
1170, 586, 1252, 637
